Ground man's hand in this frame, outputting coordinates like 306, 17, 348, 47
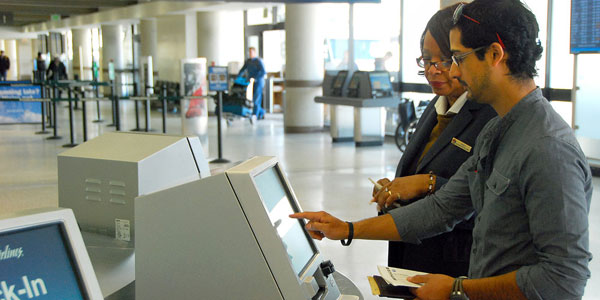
289, 211, 349, 240
407, 274, 454, 300
372, 174, 431, 209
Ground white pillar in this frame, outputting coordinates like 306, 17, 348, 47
196, 11, 221, 66
196, 11, 244, 113
16, 39, 34, 80
284, 4, 325, 132
156, 14, 197, 81
101, 25, 124, 95
140, 19, 158, 60
101, 25, 124, 70
72, 28, 93, 81
4, 40, 18, 80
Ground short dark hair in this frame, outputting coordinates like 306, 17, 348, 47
420, 3, 463, 59
453, 0, 543, 80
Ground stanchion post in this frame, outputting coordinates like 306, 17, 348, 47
161, 83, 167, 134
108, 80, 116, 127
144, 98, 151, 132
46, 84, 62, 140
210, 91, 230, 164
63, 88, 77, 147
93, 83, 103, 123
82, 93, 88, 142
35, 83, 49, 134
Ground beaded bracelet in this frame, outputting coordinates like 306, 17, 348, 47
427, 171, 436, 195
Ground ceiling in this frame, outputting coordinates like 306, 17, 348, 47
0, 0, 138, 27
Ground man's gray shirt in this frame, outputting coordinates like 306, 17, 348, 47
390, 89, 592, 299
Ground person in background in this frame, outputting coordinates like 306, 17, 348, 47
237, 47, 266, 119
35, 52, 46, 82
374, 3, 496, 278
0, 50, 10, 81
374, 51, 393, 71
292, 0, 592, 299
46, 57, 68, 81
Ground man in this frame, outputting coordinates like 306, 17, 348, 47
374, 51, 392, 71
46, 57, 68, 81
291, 1, 592, 299
0, 50, 10, 81
237, 47, 266, 119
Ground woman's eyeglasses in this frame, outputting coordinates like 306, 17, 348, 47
416, 56, 453, 72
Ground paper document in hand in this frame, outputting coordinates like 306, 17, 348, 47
377, 265, 428, 288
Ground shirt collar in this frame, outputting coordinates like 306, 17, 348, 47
435, 91, 469, 116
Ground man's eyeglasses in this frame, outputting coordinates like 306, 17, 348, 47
416, 57, 453, 72
452, 3, 506, 49
451, 46, 487, 66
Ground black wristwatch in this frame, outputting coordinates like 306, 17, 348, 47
450, 276, 469, 300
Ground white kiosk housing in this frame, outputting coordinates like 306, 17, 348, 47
0, 208, 103, 300
135, 156, 356, 300
58, 132, 210, 244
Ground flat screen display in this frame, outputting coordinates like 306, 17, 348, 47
348, 73, 360, 89
0, 223, 86, 300
332, 71, 348, 89
570, 0, 600, 53
369, 72, 392, 91
254, 167, 317, 275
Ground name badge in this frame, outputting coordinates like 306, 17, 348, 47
451, 137, 472, 153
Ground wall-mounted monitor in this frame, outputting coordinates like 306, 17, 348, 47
570, 0, 600, 53
0, 208, 103, 299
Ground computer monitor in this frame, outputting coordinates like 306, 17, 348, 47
0, 208, 103, 299
135, 156, 352, 300
347, 72, 362, 97
368, 71, 392, 98
331, 70, 348, 97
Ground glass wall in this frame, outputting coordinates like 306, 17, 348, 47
321, 3, 350, 71
352, 0, 400, 75
549, 0, 574, 89
523, 0, 548, 88
401, 0, 438, 85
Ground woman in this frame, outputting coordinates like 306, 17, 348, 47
372, 4, 496, 277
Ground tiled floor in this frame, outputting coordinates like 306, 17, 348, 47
1, 101, 599, 299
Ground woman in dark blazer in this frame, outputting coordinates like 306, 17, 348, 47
372, 4, 496, 277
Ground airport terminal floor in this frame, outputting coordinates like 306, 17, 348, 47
2, 101, 600, 299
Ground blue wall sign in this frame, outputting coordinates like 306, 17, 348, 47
0, 85, 42, 124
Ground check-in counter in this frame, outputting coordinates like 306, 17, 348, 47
315, 96, 400, 146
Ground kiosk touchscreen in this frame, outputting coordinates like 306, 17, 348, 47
331, 70, 349, 97
368, 71, 393, 98
0, 208, 103, 300
135, 156, 358, 300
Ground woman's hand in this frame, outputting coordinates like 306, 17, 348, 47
372, 174, 433, 209
373, 178, 391, 196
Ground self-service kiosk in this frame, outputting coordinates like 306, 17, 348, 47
135, 156, 361, 300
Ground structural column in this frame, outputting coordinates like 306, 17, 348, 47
101, 25, 124, 95
196, 11, 244, 113
140, 19, 158, 60
4, 40, 18, 80
284, 4, 325, 132
72, 28, 93, 81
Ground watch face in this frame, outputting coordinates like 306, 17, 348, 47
450, 292, 469, 300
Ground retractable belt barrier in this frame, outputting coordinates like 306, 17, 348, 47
2, 80, 210, 146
